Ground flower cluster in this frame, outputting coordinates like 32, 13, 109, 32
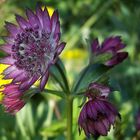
0, 6, 65, 114
0, 5, 128, 139
77, 36, 128, 137
78, 83, 121, 137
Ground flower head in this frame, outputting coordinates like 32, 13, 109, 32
91, 36, 128, 66
78, 83, 120, 138
0, 6, 66, 90
0, 84, 25, 114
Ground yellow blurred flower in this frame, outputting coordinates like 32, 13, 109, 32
42, 6, 54, 17
61, 48, 87, 60
0, 64, 11, 86
0, 92, 4, 102
0, 64, 12, 102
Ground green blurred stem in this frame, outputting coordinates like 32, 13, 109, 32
66, 95, 73, 140
46, 100, 55, 126
67, 0, 113, 48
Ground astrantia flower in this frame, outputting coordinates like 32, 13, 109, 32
91, 36, 128, 66
78, 82, 120, 138
0, 84, 25, 114
0, 6, 66, 90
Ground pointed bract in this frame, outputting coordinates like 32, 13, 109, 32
0, 84, 25, 114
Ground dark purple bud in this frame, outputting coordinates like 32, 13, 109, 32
78, 82, 120, 137
91, 36, 128, 66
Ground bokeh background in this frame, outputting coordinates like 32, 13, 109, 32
0, 0, 140, 140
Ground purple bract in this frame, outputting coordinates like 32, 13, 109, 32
0, 84, 25, 114
91, 36, 128, 66
0, 6, 66, 90
78, 83, 120, 137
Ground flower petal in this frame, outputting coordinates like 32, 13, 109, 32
43, 7, 51, 32
36, 6, 44, 28
54, 21, 60, 34
16, 14, 30, 29
102, 118, 110, 131
3, 65, 16, 75
102, 36, 125, 52
26, 8, 40, 27
51, 10, 59, 33
105, 52, 128, 66
87, 101, 97, 119
94, 121, 107, 136
3, 36, 15, 44
12, 73, 28, 83
0, 57, 15, 65
91, 38, 99, 53
40, 71, 49, 91
5, 22, 20, 37
19, 76, 38, 90
0, 44, 12, 54
56, 42, 66, 55
78, 105, 87, 123
4, 69, 23, 79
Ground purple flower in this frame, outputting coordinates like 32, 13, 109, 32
136, 110, 140, 131
0, 84, 25, 114
0, 6, 66, 90
91, 36, 128, 66
78, 83, 120, 137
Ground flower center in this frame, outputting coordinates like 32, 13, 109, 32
11, 26, 54, 76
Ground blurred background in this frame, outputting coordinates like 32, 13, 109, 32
0, 0, 140, 140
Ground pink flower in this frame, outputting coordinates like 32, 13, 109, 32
0, 84, 25, 114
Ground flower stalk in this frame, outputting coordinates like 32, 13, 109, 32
66, 95, 73, 140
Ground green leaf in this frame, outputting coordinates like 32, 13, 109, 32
72, 64, 110, 93
97, 75, 110, 86
49, 59, 70, 93
43, 89, 66, 98
40, 120, 66, 137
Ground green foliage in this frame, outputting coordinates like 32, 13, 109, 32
49, 59, 69, 94
72, 64, 110, 93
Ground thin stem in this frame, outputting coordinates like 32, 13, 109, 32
45, 99, 55, 126
66, 95, 73, 140
54, 105, 61, 120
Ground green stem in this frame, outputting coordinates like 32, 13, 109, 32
66, 95, 73, 140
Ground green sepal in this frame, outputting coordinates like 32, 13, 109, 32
90, 52, 113, 65
49, 59, 70, 94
